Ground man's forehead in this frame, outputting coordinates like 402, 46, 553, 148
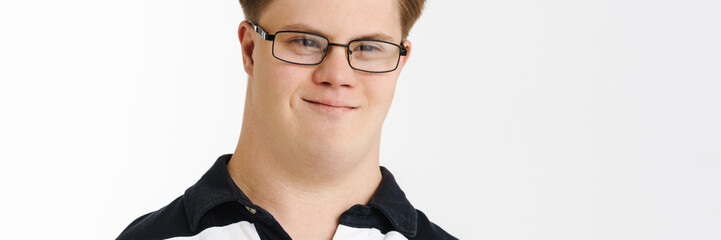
257, 0, 402, 42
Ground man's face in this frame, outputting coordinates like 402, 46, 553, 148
242, 0, 410, 158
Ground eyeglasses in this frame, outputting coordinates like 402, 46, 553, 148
250, 22, 407, 73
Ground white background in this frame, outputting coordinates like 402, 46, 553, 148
1, 0, 720, 239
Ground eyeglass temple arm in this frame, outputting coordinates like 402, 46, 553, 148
249, 22, 275, 41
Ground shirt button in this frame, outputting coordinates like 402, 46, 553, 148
245, 206, 257, 214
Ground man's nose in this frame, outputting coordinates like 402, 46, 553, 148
311, 45, 357, 88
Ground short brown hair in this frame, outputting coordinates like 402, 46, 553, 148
238, 0, 426, 40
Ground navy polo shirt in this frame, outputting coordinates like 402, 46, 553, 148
117, 154, 456, 239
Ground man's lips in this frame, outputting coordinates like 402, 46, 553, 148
302, 98, 358, 111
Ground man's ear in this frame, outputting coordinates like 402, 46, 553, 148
238, 21, 256, 78
397, 40, 412, 70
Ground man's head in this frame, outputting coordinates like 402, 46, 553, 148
236, 0, 426, 167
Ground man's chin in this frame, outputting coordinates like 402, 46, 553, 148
300, 132, 367, 153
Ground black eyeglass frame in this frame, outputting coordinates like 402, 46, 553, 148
250, 22, 408, 73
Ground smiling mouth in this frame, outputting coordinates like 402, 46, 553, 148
302, 98, 357, 112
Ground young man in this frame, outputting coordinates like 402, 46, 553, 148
118, 0, 455, 239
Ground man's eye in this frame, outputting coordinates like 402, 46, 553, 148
356, 44, 380, 52
292, 38, 320, 48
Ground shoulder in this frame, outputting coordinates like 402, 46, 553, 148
116, 196, 193, 240
410, 209, 458, 240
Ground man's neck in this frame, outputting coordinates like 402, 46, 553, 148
226, 133, 383, 239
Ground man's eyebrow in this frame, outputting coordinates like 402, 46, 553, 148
353, 33, 396, 43
279, 23, 326, 36
279, 23, 398, 43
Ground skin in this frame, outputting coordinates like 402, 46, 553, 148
227, 0, 412, 238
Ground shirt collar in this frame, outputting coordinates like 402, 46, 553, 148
367, 166, 418, 236
183, 154, 250, 232
183, 154, 418, 235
